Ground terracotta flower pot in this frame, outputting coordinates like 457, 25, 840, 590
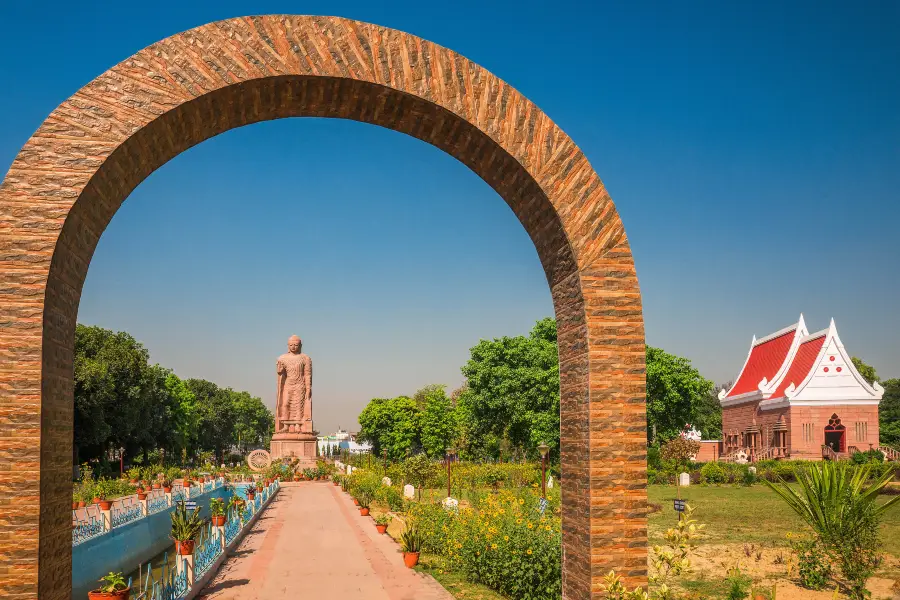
98, 500, 112, 511
333, 481, 339, 486
88, 587, 130, 600
211, 515, 226, 526
72, 502, 78, 510
247, 493, 255, 500
175, 540, 195, 555
403, 552, 419, 568
92, 497, 101, 505
353, 498, 359, 506
78, 501, 86, 508
376, 524, 387, 534
135, 487, 145, 495
163, 486, 172, 493
152, 483, 161, 490
359, 507, 370, 516
183, 480, 192, 488
129, 479, 138, 484
137, 493, 147, 500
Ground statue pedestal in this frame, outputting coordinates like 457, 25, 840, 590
270, 430, 318, 466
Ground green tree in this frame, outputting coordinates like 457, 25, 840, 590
186, 379, 236, 464
880, 379, 900, 447
458, 317, 560, 460
851, 357, 879, 385
646, 346, 714, 442
231, 390, 274, 452
418, 385, 459, 458
74, 324, 153, 465
357, 396, 421, 460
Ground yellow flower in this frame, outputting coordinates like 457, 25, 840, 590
499, 509, 505, 514
545, 525, 552, 531
527, 522, 534, 529
456, 543, 462, 549
491, 543, 498, 550
527, 548, 533, 555
476, 551, 480, 556
504, 535, 509, 541
518, 498, 524, 505
532, 483, 539, 488
516, 518, 523, 524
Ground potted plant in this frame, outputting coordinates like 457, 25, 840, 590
399, 525, 422, 568
88, 571, 130, 600
356, 492, 372, 516
374, 513, 392, 534
136, 487, 147, 501
161, 479, 172, 493
255, 480, 264, 493
332, 474, 340, 486
126, 467, 141, 485
72, 490, 80, 510
246, 486, 256, 500
209, 498, 226, 526
169, 501, 204, 556
227, 495, 245, 517
94, 482, 112, 511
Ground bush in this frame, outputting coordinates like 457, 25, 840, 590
700, 462, 726, 484
647, 446, 662, 470
792, 537, 832, 590
851, 449, 884, 464
412, 489, 561, 600
376, 485, 406, 512
741, 467, 756, 486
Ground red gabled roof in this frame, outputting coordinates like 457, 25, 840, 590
770, 334, 827, 399
726, 330, 796, 397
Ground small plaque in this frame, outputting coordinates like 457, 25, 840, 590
183, 501, 197, 510
673, 499, 686, 512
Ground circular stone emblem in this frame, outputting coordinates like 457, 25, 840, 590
247, 449, 272, 472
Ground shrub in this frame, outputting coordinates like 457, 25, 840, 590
791, 537, 832, 590
376, 485, 406, 512
851, 449, 884, 464
647, 446, 662, 470
725, 566, 751, 600
700, 462, 726, 484
741, 468, 756, 487
765, 461, 900, 599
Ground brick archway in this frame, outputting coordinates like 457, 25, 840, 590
0, 16, 645, 599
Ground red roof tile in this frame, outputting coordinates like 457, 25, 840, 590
727, 330, 796, 397
770, 335, 826, 399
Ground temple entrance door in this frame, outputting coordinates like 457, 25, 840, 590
824, 414, 846, 453
824, 430, 845, 452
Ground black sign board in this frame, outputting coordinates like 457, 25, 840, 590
673, 499, 686, 513
183, 501, 197, 510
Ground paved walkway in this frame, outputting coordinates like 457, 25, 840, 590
198, 483, 453, 600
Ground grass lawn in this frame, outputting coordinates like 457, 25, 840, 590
648, 484, 900, 556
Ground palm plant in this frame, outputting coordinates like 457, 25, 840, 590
169, 501, 204, 542
399, 524, 422, 553
765, 461, 899, 598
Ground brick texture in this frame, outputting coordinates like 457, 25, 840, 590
0, 16, 646, 599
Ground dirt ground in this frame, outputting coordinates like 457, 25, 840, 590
684, 543, 900, 600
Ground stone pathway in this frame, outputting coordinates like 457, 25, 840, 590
198, 482, 453, 600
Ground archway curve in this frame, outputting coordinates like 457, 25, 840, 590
0, 16, 645, 599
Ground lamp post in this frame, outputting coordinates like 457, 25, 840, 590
445, 447, 455, 499
538, 442, 549, 500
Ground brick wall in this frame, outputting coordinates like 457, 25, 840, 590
789, 405, 880, 459
0, 16, 646, 599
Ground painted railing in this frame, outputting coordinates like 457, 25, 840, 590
875, 445, 900, 461
111, 501, 144, 528
131, 480, 279, 600
133, 553, 189, 600
72, 516, 104, 545
72, 479, 226, 546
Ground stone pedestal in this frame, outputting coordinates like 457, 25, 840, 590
270, 430, 318, 466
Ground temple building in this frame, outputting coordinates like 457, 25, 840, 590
719, 315, 885, 461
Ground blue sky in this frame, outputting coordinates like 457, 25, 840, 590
1, 1, 897, 433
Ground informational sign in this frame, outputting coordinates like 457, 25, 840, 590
183, 501, 197, 510
673, 499, 686, 513
538, 497, 549, 515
